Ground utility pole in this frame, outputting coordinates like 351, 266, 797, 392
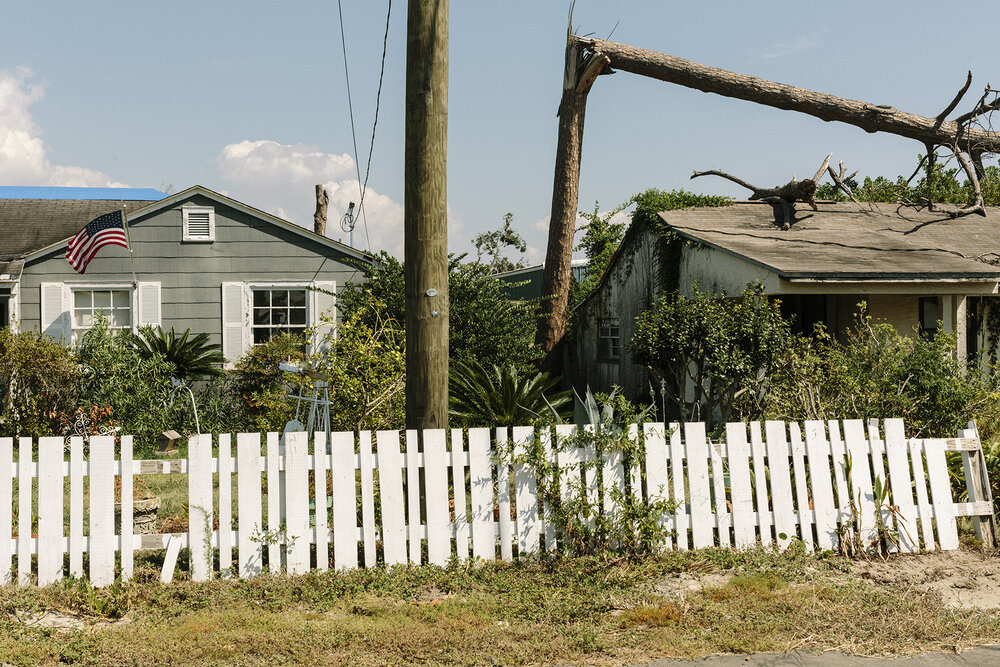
404, 0, 449, 429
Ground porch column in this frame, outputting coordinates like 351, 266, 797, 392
942, 295, 954, 334
955, 295, 967, 361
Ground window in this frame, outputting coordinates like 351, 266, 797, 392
182, 206, 215, 242
920, 297, 940, 335
251, 287, 308, 344
73, 288, 131, 330
598, 318, 621, 361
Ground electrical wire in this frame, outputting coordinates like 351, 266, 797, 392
337, 0, 392, 254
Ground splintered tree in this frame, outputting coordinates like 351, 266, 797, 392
536, 33, 1000, 358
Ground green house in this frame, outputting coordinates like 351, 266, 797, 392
0, 185, 371, 366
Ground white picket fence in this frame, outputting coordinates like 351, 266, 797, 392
1, 418, 996, 587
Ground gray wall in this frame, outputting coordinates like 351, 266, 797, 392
19, 192, 367, 344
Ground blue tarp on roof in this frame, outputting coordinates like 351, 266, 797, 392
0, 186, 167, 201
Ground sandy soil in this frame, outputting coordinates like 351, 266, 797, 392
851, 549, 1000, 609
649, 548, 1000, 610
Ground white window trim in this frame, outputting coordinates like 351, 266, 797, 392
69, 283, 135, 335
248, 283, 311, 346
182, 206, 216, 242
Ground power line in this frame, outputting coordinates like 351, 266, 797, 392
337, 0, 392, 254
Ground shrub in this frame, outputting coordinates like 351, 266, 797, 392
449, 359, 571, 427
75, 318, 177, 455
0, 328, 78, 437
133, 326, 224, 380
228, 334, 306, 433
757, 308, 1000, 439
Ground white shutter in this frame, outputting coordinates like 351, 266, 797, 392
135, 282, 161, 329
221, 282, 249, 368
310, 281, 337, 354
40, 282, 71, 343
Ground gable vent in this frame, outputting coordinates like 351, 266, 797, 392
187, 212, 211, 236
183, 207, 215, 241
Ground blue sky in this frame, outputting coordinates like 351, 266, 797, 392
2, 1, 998, 262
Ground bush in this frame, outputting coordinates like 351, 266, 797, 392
228, 334, 306, 433
75, 318, 178, 455
449, 359, 571, 427
0, 328, 79, 438
756, 308, 1000, 439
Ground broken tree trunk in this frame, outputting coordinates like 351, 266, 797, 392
535, 31, 609, 366
578, 36, 1000, 154
313, 184, 329, 237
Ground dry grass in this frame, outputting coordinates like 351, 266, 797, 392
2, 548, 999, 666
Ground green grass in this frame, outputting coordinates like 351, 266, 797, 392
2, 548, 999, 666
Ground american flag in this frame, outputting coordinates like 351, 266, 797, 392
66, 210, 129, 274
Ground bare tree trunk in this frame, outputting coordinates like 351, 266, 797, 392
579, 36, 1000, 153
404, 0, 449, 429
536, 35, 609, 365
313, 184, 329, 237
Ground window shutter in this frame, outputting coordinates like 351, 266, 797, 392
135, 282, 162, 329
221, 282, 249, 368
310, 281, 337, 354
40, 282, 70, 343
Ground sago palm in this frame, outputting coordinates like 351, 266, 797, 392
449, 359, 571, 427
134, 326, 224, 380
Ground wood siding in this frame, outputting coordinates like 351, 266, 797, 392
18, 192, 365, 345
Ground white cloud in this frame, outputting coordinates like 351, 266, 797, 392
761, 37, 816, 59
217, 139, 404, 256
0, 67, 126, 186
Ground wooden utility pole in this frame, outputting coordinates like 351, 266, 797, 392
535, 30, 609, 368
404, 0, 449, 429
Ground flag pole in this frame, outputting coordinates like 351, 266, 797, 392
121, 202, 138, 286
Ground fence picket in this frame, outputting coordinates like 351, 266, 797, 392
643, 423, 671, 549
332, 430, 358, 570
359, 431, 376, 568
867, 420, 892, 551
283, 431, 310, 574
910, 438, 936, 550
925, 439, 959, 550
725, 423, 755, 549
451, 429, 470, 562
237, 433, 263, 578
749, 422, 772, 546
265, 432, 282, 572
313, 432, 331, 571
513, 425, 541, 556
764, 422, 796, 550
883, 420, 918, 553
496, 428, 514, 561
789, 423, 814, 552
88, 436, 115, 587
0, 438, 10, 585
17, 437, 32, 585
68, 436, 84, 578
686, 423, 713, 549
188, 434, 214, 582
669, 423, 688, 550
603, 439, 625, 528
218, 434, 234, 576
709, 437, 731, 548
468, 428, 494, 561
540, 427, 557, 554
843, 420, 877, 549
424, 429, 451, 566
376, 430, 407, 565
37, 437, 63, 586
804, 421, 838, 551
405, 430, 422, 564
827, 420, 851, 536
119, 435, 134, 581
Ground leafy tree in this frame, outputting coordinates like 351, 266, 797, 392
631, 283, 791, 428
472, 212, 527, 273
449, 358, 571, 427
815, 159, 1000, 205
133, 326, 224, 380
227, 334, 306, 433
570, 199, 632, 304
340, 251, 539, 373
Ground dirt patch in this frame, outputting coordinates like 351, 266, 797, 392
650, 572, 732, 600
852, 549, 1000, 609
12, 610, 126, 632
